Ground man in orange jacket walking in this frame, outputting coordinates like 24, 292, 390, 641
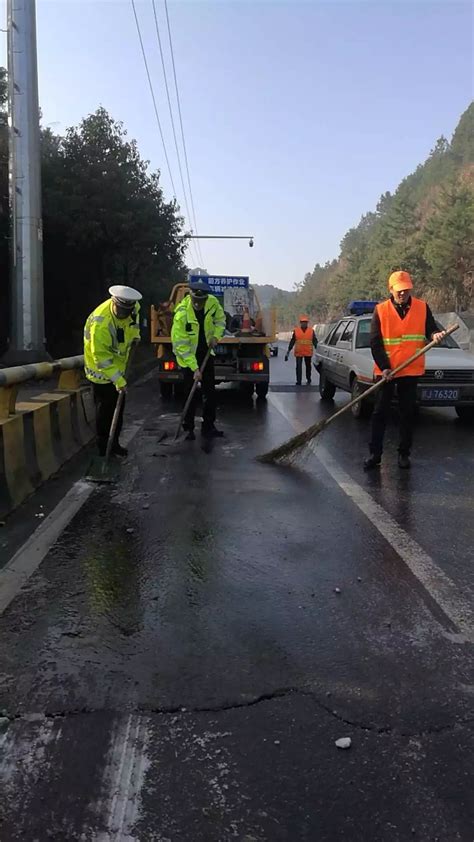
285, 315, 318, 386
364, 271, 445, 471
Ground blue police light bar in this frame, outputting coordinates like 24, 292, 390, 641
348, 300, 378, 315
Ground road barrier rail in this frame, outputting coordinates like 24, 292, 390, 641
0, 356, 94, 518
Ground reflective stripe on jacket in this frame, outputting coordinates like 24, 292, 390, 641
294, 326, 314, 357
373, 297, 427, 378
171, 294, 225, 371
83, 299, 141, 389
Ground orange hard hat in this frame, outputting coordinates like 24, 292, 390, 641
299, 314, 309, 322
388, 270, 413, 292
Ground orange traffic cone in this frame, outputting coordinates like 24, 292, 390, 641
241, 307, 251, 333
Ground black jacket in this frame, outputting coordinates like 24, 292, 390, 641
370, 297, 438, 372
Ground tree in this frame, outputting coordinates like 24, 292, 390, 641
422, 179, 474, 311
41, 108, 187, 355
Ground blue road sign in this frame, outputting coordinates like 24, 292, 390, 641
189, 275, 249, 295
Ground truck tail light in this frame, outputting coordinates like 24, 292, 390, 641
164, 361, 176, 371
251, 362, 264, 372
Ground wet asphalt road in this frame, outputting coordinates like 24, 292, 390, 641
0, 345, 473, 841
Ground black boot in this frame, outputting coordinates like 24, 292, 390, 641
364, 454, 381, 471
398, 453, 411, 469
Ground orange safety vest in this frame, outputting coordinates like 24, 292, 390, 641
374, 297, 427, 378
294, 326, 314, 357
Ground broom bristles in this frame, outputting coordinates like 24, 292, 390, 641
257, 417, 328, 464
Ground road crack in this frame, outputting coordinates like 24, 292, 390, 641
2, 685, 473, 739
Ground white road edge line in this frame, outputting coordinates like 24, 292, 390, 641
0, 415, 146, 618
269, 393, 474, 640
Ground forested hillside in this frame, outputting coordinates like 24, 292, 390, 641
278, 103, 474, 327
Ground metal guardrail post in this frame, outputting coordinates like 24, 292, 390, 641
0, 385, 18, 420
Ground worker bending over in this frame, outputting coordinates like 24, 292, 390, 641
84, 285, 142, 457
365, 271, 445, 471
171, 279, 226, 440
285, 315, 318, 385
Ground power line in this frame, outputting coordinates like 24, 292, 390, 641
163, 0, 205, 269
151, 0, 204, 268
130, 0, 200, 268
130, 0, 178, 199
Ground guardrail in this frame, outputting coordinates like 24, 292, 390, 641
0, 355, 94, 518
0, 355, 85, 419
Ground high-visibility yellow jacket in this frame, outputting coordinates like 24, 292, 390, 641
171, 294, 225, 372
83, 299, 141, 390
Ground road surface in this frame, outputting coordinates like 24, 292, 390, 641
0, 346, 473, 841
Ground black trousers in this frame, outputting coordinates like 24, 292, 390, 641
296, 356, 312, 384
369, 376, 418, 458
183, 356, 217, 431
92, 383, 125, 456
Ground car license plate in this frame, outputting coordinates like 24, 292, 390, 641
421, 388, 459, 401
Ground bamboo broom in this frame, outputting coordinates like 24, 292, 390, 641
258, 324, 459, 465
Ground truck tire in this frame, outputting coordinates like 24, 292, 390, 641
160, 382, 173, 400
256, 382, 269, 400
351, 379, 372, 419
455, 406, 474, 423
319, 370, 336, 401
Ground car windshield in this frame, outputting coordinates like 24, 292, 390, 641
355, 318, 460, 349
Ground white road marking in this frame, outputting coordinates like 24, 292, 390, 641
0, 420, 144, 617
96, 714, 150, 841
269, 393, 474, 640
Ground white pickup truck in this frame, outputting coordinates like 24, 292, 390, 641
314, 314, 474, 422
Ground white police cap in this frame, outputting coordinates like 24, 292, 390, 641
109, 285, 142, 304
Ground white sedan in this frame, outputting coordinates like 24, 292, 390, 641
314, 315, 474, 421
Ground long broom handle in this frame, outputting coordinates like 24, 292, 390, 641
174, 347, 212, 441
321, 323, 459, 430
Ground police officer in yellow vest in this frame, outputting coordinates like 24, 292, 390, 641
285, 315, 318, 385
171, 279, 226, 440
84, 285, 142, 456
364, 271, 445, 471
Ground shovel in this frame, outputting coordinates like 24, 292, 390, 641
86, 344, 137, 483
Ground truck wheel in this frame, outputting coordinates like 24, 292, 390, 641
455, 406, 474, 423
256, 382, 269, 400
160, 382, 173, 400
351, 379, 372, 419
319, 371, 336, 401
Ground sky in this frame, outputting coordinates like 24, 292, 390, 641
1, 0, 472, 290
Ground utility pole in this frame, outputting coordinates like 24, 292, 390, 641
3, 0, 47, 364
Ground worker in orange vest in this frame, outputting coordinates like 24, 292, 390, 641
364, 271, 446, 471
285, 315, 318, 385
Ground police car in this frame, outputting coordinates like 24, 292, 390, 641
314, 301, 474, 421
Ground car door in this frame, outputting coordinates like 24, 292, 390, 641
321, 321, 347, 384
333, 320, 355, 389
